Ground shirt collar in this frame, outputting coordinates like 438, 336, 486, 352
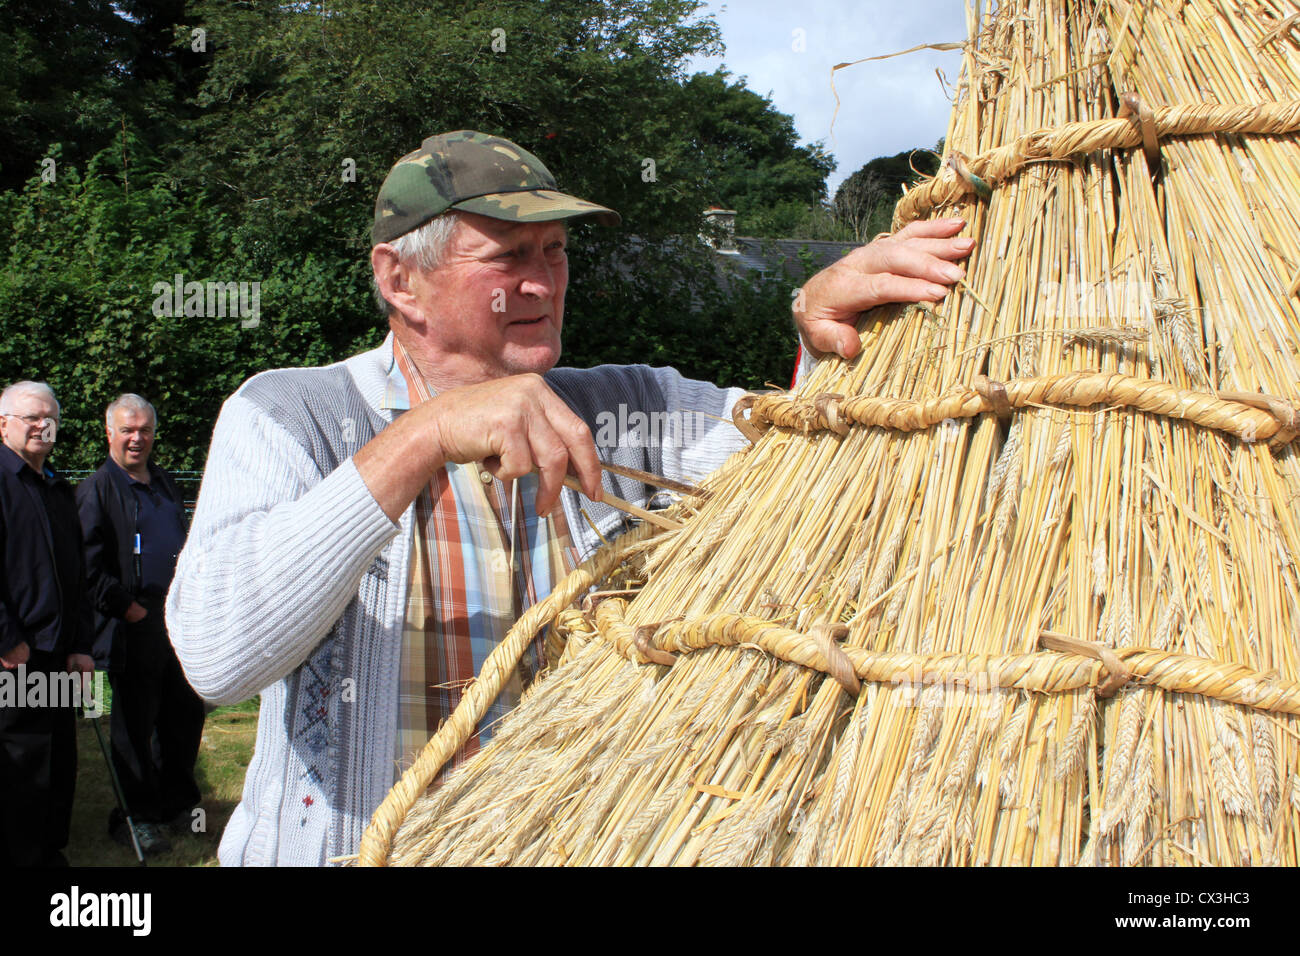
108, 456, 154, 489
0, 443, 52, 478
382, 338, 444, 411
380, 343, 412, 412
0, 444, 26, 475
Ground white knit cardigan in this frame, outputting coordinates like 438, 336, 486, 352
165, 334, 746, 866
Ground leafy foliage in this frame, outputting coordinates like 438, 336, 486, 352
673, 72, 834, 226
565, 235, 814, 389
0, 0, 130, 192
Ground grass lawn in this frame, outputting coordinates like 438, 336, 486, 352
66, 692, 259, 867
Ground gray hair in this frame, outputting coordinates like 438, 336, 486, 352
0, 381, 60, 418
106, 393, 157, 428
371, 211, 464, 317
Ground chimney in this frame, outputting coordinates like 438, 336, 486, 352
702, 207, 739, 254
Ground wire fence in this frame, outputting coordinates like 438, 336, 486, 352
63, 469, 204, 517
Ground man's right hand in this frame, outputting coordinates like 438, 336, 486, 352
124, 602, 148, 623
795, 217, 975, 361
0, 641, 30, 670
354, 373, 604, 522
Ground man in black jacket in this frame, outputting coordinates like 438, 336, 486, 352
77, 393, 204, 856
0, 381, 95, 867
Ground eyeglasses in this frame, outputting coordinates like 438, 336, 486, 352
2, 413, 59, 427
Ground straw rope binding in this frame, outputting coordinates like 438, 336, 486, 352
893, 98, 1300, 226
588, 599, 1300, 717
740, 371, 1300, 449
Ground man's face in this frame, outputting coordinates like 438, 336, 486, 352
0, 392, 59, 466
402, 213, 569, 384
107, 407, 155, 472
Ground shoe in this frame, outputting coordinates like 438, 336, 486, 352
163, 807, 199, 834
110, 820, 171, 857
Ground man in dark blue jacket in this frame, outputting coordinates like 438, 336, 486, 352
0, 380, 95, 867
77, 393, 204, 857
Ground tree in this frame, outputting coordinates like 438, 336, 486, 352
0, 0, 131, 191
833, 170, 887, 241
177, 0, 727, 235
668, 71, 835, 234
834, 143, 943, 238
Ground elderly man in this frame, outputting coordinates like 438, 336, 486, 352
0, 381, 94, 867
168, 130, 972, 866
77, 394, 205, 857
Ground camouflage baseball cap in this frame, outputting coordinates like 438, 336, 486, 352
371, 130, 621, 244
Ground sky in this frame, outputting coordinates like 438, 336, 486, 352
684, 0, 973, 198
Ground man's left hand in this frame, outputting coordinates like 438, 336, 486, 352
794, 217, 976, 361
66, 653, 96, 708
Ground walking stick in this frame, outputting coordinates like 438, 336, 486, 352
82, 706, 147, 866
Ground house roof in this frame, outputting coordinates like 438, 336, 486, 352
719, 237, 860, 277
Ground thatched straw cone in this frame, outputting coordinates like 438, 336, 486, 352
363, 0, 1300, 866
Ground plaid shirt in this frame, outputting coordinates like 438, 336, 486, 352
384, 342, 578, 778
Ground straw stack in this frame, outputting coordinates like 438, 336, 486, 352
363, 0, 1300, 866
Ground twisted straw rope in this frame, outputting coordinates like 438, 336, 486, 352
592, 599, 1300, 716
359, 521, 660, 867
893, 98, 1300, 225
741, 371, 1300, 447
